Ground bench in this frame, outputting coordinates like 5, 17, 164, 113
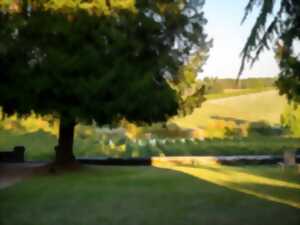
0, 146, 25, 163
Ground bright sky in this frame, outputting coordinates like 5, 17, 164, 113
199, 0, 280, 78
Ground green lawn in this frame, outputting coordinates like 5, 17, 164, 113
1, 165, 299, 225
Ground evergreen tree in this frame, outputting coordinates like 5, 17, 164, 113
240, 0, 300, 103
0, 0, 210, 164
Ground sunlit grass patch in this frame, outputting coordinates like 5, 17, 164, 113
153, 163, 300, 208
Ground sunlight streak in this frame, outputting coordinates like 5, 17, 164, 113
153, 163, 300, 209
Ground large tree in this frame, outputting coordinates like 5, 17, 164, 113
0, 0, 210, 165
240, 0, 300, 102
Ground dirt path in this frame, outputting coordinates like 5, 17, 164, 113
0, 163, 45, 189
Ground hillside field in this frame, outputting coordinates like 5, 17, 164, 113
173, 90, 287, 129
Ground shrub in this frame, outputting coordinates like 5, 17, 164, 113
281, 103, 300, 137
248, 121, 285, 136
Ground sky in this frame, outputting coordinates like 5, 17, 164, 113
199, 0, 280, 78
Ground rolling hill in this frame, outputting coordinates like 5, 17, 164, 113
172, 90, 287, 129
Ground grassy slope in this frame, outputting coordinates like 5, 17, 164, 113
0, 165, 299, 225
173, 90, 287, 129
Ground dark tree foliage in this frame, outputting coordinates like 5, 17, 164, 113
0, 0, 210, 164
240, 0, 300, 103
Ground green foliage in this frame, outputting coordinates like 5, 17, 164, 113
248, 121, 285, 136
241, 0, 300, 105
240, 0, 279, 74
224, 126, 243, 138
143, 123, 192, 139
276, 44, 300, 104
168, 48, 210, 116
0, 0, 211, 125
281, 103, 300, 137
0, 0, 211, 162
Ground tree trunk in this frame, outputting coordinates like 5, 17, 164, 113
55, 116, 76, 165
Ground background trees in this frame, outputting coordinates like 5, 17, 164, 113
0, 0, 211, 164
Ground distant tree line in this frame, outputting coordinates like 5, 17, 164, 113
202, 77, 276, 94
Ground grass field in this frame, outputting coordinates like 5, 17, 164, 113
1, 165, 299, 225
173, 90, 287, 129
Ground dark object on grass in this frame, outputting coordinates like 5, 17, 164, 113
48, 166, 57, 174
78, 157, 151, 166
78, 154, 300, 166
0, 146, 25, 163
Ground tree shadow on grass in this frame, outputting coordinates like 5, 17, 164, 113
210, 115, 248, 125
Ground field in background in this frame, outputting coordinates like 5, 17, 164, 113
1, 89, 299, 160
173, 90, 286, 130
